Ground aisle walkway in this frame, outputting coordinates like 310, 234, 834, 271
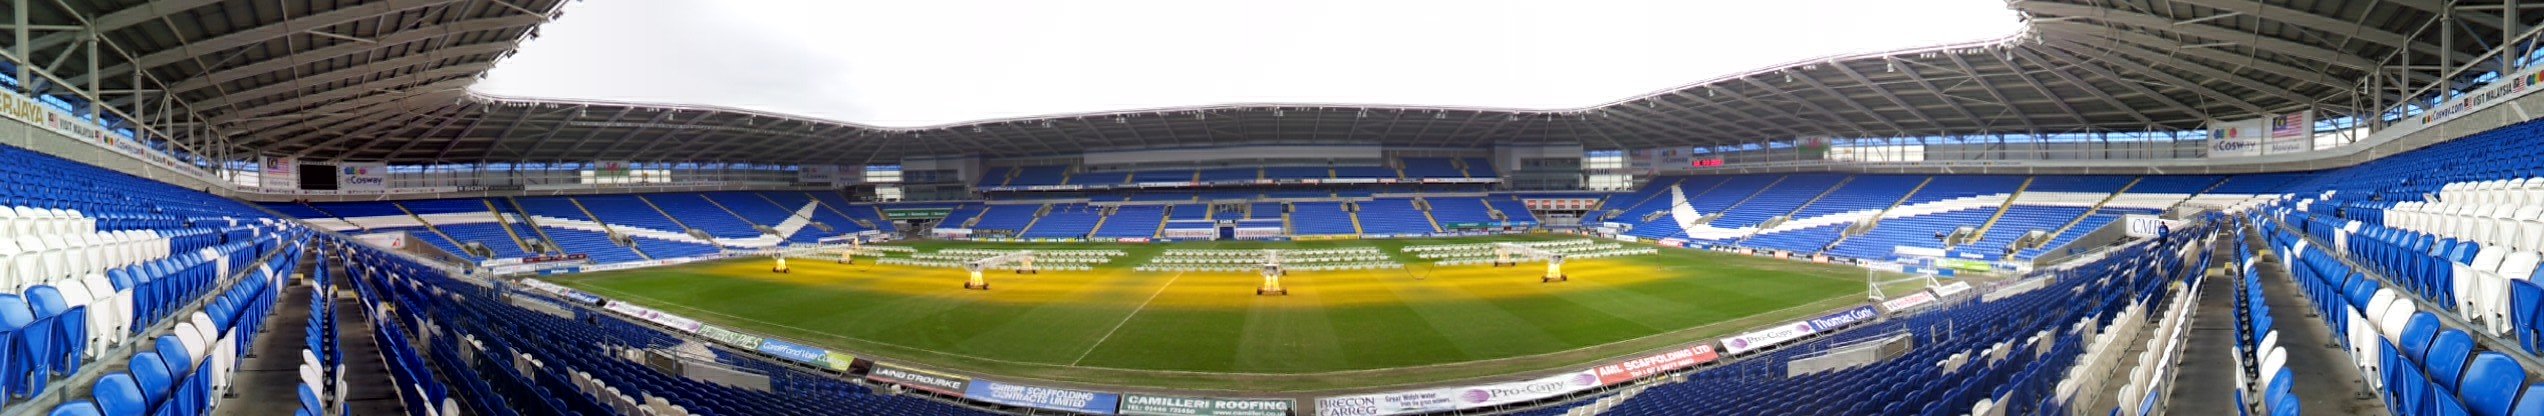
2247, 242, 2385, 415
2162, 239, 2242, 414
214, 259, 405, 416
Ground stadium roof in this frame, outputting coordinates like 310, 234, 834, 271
14, 0, 2537, 165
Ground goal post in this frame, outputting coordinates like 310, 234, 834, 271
1866, 246, 1957, 302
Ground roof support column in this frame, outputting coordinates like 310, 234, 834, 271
13, 0, 27, 87
2443, 7, 2455, 93
85, 35, 97, 118
2509, 0, 2524, 72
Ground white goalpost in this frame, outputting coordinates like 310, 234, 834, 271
1867, 246, 1954, 302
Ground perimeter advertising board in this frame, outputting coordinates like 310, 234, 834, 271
753, 339, 832, 368
1591, 345, 1720, 385
1447, 371, 1602, 409
866, 363, 970, 396
1880, 290, 1939, 313
963, 379, 1121, 415
695, 326, 763, 350
1118, 394, 1293, 416
599, 301, 702, 333
1719, 321, 1819, 355
1316, 390, 1456, 416
2422, 66, 2544, 126
1807, 306, 1880, 332
1319, 370, 1607, 416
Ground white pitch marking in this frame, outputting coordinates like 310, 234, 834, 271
1070, 271, 1185, 365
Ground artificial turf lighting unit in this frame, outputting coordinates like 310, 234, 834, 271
1491, 242, 1569, 282
1258, 250, 1287, 296
964, 250, 1038, 290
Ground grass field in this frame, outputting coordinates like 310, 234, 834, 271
549, 236, 1883, 392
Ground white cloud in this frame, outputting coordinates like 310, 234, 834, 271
476, 0, 2022, 127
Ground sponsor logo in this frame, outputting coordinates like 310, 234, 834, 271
1120, 394, 1293, 416
1808, 306, 1880, 332
2211, 140, 2259, 152
867, 363, 970, 396
964, 380, 1121, 414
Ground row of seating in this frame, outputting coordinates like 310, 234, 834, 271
271, 192, 893, 264
326, 236, 994, 416
1353, 199, 1433, 235
2273, 218, 2537, 416
980, 159, 1502, 189
1604, 219, 2215, 415
1605, 173, 2278, 262
295, 254, 341, 416
57, 230, 298, 416
2301, 208, 2544, 358
2226, 223, 2302, 416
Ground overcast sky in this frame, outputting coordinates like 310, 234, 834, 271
474, 0, 2023, 127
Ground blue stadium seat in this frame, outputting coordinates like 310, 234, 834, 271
90, 374, 143, 416
2462, 353, 2527, 416
46, 401, 98, 416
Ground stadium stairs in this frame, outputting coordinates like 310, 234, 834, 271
2026, 178, 2142, 253
479, 199, 539, 255
390, 202, 480, 260
503, 197, 567, 254
634, 194, 719, 245
1952, 176, 2035, 246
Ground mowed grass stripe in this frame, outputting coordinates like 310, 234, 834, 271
939, 271, 1149, 362
1235, 278, 1347, 372
1379, 274, 1576, 360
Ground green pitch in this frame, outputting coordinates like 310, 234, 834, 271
547, 236, 1872, 392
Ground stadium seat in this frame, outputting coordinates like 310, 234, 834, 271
91, 374, 144, 416
47, 402, 99, 416
2462, 353, 2527, 416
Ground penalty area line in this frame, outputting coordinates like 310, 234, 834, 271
1069, 271, 1184, 366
